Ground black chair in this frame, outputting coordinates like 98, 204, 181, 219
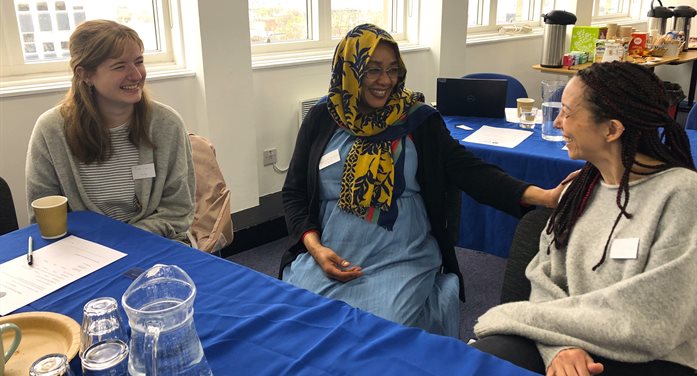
0, 176, 19, 235
500, 207, 552, 304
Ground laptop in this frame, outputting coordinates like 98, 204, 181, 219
436, 77, 508, 118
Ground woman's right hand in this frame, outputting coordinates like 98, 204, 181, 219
310, 244, 363, 282
303, 231, 363, 282
546, 348, 604, 376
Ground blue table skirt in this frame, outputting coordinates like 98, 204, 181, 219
444, 116, 697, 257
0, 211, 537, 376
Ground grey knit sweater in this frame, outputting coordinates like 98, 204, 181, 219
26, 101, 195, 242
475, 168, 697, 370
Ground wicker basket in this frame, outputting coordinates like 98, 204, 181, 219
650, 47, 667, 57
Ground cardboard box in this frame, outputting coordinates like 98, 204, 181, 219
628, 32, 647, 55
570, 26, 608, 57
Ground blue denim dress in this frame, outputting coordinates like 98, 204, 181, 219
283, 128, 459, 337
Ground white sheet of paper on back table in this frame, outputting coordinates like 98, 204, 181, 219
462, 125, 533, 148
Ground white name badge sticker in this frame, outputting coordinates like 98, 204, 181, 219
609, 238, 639, 259
131, 163, 156, 180
319, 149, 341, 170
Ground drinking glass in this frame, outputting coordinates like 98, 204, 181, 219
541, 80, 566, 141
80, 297, 128, 356
519, 107, 538, 129
29, 353, 75, 376
81, 339, 129, 376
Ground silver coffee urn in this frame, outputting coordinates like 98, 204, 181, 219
672, 5, 696, 51
647, 0, 673, 35
541, 10, 577, 68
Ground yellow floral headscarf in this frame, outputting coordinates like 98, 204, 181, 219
327, 24, 426, 229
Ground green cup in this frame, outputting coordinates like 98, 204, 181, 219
1, 323, 22, 376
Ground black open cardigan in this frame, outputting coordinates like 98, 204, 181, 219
279, 102, 531, 301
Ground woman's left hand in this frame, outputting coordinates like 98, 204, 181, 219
546, 348, 604, 376
522, 169, 580, 209
548, 169, 580, 207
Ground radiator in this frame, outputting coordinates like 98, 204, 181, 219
298, 97, 322, 128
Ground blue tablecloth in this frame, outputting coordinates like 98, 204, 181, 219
0, 211, 537, 376
444, 116, 697, 257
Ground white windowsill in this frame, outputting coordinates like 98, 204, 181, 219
467, 28, 545, 45
252, 43, 430, 70
0, 66, 196, 98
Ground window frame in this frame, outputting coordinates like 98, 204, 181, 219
249, 0, 414, 56
0, 0, 183, 91
590, 0, 646, 23
467, 0, 546, 35
592, 0, 631, 20
466, 0, 649, 41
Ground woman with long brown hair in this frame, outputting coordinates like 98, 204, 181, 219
26, 20, 195, 242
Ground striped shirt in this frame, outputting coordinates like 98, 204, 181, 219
78, 123, 140, 221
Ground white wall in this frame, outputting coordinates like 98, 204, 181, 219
1, 0, 694, 227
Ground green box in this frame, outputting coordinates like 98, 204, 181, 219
570, 26, 608, 55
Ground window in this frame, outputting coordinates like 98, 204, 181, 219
1, 0, 177, 85
330, 0, 403, 39
592, 0, 645, 21
467, 0, 648, 36
249, 0, 412, 55
249, 0, 309, 45
468, 0, 557, 33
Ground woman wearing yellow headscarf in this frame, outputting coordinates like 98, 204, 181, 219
280, 24, 566, 337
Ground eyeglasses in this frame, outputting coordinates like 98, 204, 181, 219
560, 103, 582, 119
364, 67, 403, 80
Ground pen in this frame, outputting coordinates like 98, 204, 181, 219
27, 236, 33, 266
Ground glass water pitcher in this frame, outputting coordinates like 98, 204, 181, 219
122, 264, 212, 376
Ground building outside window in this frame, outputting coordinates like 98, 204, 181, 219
248, 0, 410, 55
1, 0, 175, 84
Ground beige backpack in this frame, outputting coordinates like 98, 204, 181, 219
188, 133, 233, 253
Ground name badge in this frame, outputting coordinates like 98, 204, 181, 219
319, 149, 341, 170
609, 238, 639, 259
131, 163, 156, 180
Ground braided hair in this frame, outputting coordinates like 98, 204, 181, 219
546, 61, 695, 270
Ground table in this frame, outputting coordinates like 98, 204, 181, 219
531, 55, 680, 74
532, 50, 697, 107
445, 116, 697, 257
445, 116, 582, 257
0, 211, 537, 376
668, 50, 697, 107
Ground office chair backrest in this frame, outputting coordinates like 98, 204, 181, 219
500, 208, 552, 304
188, 134, 233, 254
462, 73, 528, 108
0, 176, 19, 235
686, 104, 697, 130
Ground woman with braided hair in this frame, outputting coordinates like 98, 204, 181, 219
279, 24, 569, 337
473, 61, 696, 375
